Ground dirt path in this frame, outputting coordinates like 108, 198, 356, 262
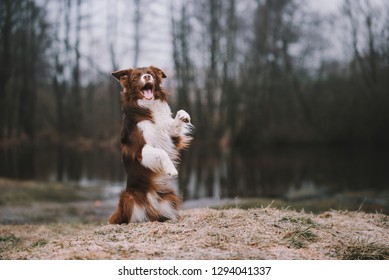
1, 208, 388, 259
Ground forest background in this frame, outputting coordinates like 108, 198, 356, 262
1, 0, 388, 149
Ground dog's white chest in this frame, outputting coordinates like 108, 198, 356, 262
137, 100, 176, 156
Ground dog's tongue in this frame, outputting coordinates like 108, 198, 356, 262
143, 89, 153, 100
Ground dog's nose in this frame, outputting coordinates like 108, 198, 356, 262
143, 74, 151, 81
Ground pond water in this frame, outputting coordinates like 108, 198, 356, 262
0, 144, 388, 214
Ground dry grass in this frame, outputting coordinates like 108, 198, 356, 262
334, 238, 389, 260
0, 208, 388, 260
283, 226, 318, 249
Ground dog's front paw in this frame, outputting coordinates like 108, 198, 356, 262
162, 159, 178, 177
166, 168, 178, 177
176, 110, 191, 123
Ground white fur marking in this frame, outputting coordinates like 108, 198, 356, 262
141, 74, 154, 86
159, 200, 179, 221
137, 99, 192, 176
141, 144, 178, 176
137, 100, 179, 159
130, 204, 148, 223
147, 193, 179, 221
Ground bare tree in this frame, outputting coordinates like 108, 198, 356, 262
220, 0, 238, 141
0, 0, 50, 141
107, 0, 120, 127
171, 3, 192, 111
69, 0, 83, 134
0, 0, 13, 139
133, 0, 141, 67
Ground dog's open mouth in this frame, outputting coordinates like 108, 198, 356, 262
141, 83, 154, 100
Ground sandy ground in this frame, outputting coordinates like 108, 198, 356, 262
1, 207, 388, 260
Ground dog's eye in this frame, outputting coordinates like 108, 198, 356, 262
131, 73, 141, 80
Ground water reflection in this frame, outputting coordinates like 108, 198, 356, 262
178, 144, 389, 212
0, 144, 388, 213
0, 145, 125, 183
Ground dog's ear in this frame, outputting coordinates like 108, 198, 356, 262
149, 66, 167, 79
111, 69, 132, 82
111, 69, 133, 90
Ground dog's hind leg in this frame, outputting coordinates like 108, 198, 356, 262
108, 207, 124, 224
108, 190, 133, 224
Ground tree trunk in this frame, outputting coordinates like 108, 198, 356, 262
0, 0, 13, 139
133, 0, 141, 67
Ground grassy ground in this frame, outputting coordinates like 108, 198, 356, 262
0, 178, 388, 260
1, 208, 388, 260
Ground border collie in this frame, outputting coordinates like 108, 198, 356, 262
108, 66, 192, 223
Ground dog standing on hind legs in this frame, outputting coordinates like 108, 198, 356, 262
108, 65, 193, 224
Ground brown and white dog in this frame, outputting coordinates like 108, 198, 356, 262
108, 66, 192, 224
